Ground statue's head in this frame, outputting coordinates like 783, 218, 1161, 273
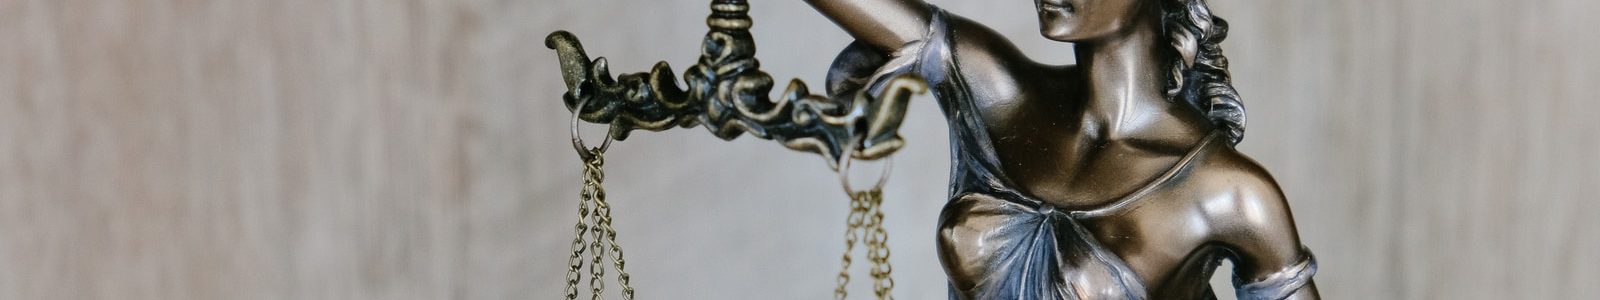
1034, 0, 1249, 144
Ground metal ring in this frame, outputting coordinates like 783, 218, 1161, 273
571, 98, 613, 158
838, 136, 893, 195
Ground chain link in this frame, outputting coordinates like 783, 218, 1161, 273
834, 191, 865, 300
564, 183, 590, 299
565, 149, 636, 300
836, 189, 895, 300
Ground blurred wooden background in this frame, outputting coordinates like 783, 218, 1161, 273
2, 0, 1597, 299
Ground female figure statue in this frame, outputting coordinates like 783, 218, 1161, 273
805, 0, 1319, 299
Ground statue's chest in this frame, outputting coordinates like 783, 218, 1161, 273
1076, 193, 1217, 290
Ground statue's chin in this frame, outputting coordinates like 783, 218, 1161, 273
1039, 27, 1081, 43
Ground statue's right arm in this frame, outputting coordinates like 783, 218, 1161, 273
803, 0, 933, 52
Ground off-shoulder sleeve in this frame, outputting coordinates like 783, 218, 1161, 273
1234, 246, 1318, 300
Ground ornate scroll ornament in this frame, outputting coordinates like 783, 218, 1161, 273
546, 0, 927, 169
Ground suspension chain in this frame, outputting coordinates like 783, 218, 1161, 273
835, 188, 896, 300
565, 149, 636, 300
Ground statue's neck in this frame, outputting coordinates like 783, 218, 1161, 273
1072, 21, 1180, 142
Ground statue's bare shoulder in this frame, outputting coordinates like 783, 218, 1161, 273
1184, 146, 1311, 282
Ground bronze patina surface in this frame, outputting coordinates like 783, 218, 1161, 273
548, 0, 1318, 299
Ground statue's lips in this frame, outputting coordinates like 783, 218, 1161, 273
1039, 1, 1074, 14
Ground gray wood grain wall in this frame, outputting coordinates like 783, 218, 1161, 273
2, 0, 1596, 299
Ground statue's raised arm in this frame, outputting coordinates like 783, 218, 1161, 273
546, 0, 926, 168
803, 0, 933, 52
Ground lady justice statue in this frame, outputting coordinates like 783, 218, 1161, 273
547, 0, 1318, 299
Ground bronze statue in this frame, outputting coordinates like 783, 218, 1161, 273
548, 0, 1318, 299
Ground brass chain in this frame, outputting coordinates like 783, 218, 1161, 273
863, 190, 895, 299
564, 179, 590, 299
835, 188, 895, 300
834, 191, 865, 300
565, 149, 636, 300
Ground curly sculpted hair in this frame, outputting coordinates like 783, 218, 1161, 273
1162, 0, 1246, 144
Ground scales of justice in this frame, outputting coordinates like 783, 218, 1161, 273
547, 0, 1318, 299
